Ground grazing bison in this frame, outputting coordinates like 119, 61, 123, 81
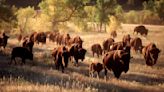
91, 43, 103, 57
103, 46, 131, 78
134, 25, 148, 36
102, 38, 115, 53
89, 62, 104, 78
130, 37, 143, 53
122, 34, 131, 46
110, 31, 117, 38
142, 43, 161, 66
52, 46, 70, 72
9, 47, 33, 65
69, 44, 86, 66
34, 32, 47, 44
0, 33, 9, 49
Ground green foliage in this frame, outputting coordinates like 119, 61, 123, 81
0, 0, 16, 30
143, 0, 164, 21
154, 0, 164, 21
123, 10, 162, 25
143, 0, 155, 11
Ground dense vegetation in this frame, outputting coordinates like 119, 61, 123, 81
0, 0, 164, 33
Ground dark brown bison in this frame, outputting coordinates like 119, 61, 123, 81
134, 25, 148, 36
69, 44, 86, 66
9, 47, 33, 65
110, 30, 117, 38
34, 32, 47, 44
0, 33, 9, 49
142, 43, 161, 66
52, 46, 70, 72
122, 34, 131, 46
91, 43, 103, 57
130, 37, 143, 53
89, 62, 103, 78
22, 39, 34, 52
102, 38, 114, 53
103, 46, 131, 78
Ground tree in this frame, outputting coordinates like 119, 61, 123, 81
94, 0, 118, 32
0, 0, 16, 29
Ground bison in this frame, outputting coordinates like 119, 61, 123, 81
142, 43, 161, 66
130, 37, 143, 53
134, 25, 148, 36
122, 34, 131, 46
69, 44, 86, 66
110, 41, 126, 51
52, 46, 70, 72
34, 32, 47, 44
102, 38, 114, 53
89, 62, 104, 78
91, 43, 103, 57
9, 47, 33, 65
103, 46, 131, 78
0, 33, 9, 49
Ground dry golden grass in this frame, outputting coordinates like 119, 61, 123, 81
0, 24, 164, 92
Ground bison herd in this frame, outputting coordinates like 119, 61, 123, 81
0, 25, 161, 79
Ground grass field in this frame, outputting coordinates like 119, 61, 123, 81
0, 24, 164, 92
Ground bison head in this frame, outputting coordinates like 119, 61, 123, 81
78, 48, 86, 61
149, 48, 161, 65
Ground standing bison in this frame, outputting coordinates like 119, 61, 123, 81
102, 38, 114, 53
69, 44, 86, 66
89, 62, 104, 78
122, 34, 131, 46
134, 25, 148, 36
52, 46, 70, 72
9, 47, 33, 65
130, 37, 143, 53
142, 43, 161, 66
91, 43, 103, 57
103, 46, 131, 78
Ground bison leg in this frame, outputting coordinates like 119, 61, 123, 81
92, 52, 94, 57
104, 68, 108, 79
21, 58, 26, 65
96, 72, 100, 79
60, 63, 64, 73
113, 70, 122, 79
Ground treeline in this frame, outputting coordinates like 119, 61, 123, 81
0, 0, 164, 33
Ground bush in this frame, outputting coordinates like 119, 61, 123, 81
123, 10, 162, 25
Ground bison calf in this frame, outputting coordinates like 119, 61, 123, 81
91, 43, 102, 58
89, 62, 104, 78
9, 47, 33, 65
